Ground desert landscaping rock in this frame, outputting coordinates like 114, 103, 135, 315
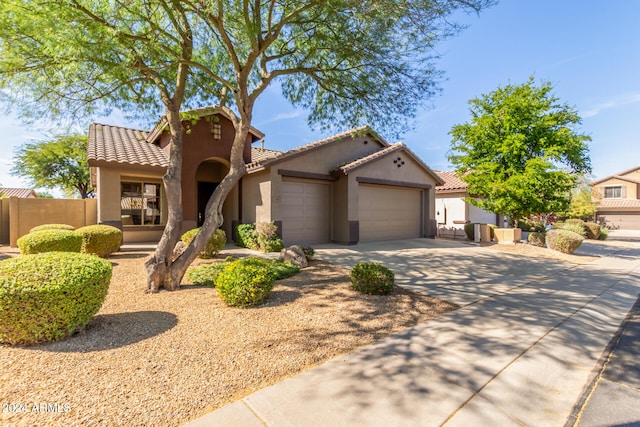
279, 245, 309, 268
0, 246, 456, 427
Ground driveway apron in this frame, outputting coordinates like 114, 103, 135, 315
185, 238, 640, 427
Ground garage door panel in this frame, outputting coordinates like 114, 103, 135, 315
359, 184, 422, 242
597, 212, 640, 230
281, 179, 330, 244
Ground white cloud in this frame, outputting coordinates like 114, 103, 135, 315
255, 109, 305, 126
581, 92, 640, 118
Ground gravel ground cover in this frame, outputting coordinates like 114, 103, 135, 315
0, 246, 457, 426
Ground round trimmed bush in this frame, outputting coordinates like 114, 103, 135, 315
584, 222, 602, 240
528, 231, 546, 247
17, 229, 83, 254
546, 229, 584, 254
76, 225, 122, 257
598, 227, 609, 240
215, 257, 275, 307
29, 224, 75, 233
0, 252, 113, 345
463, 223, 475, 241
181, 227, 226, 258
350, 262, 395, 295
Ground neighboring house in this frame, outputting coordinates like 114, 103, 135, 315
0, 187, 37, 198
591, 165, 640, 230
87, 106, 444, 245
435, 171, 502, 239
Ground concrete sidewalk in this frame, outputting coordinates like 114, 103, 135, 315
185, 239, 640, 426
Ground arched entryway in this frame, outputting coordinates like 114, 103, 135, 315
195, 158, 231, 227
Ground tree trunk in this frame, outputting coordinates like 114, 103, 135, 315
145, 118, 251, 292
145, 107, 185, 293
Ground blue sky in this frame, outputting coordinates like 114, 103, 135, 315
1, 1, 639, 195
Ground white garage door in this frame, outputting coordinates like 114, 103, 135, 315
359, 184, 422, 242
597, 212, 640, 230
281, 179, 331, 244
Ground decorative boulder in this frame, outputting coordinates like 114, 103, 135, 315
279, 245, 309, 268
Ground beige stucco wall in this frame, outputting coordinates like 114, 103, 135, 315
9, 198, 97, 246
435, 193, 467, 228
594, 177, 639, 200
241, 170, 272, 224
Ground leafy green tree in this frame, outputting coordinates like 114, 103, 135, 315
12, 134, 93, 199
565, 176, 599, 220
0, 0, 494, 291
448, 77, 592, 227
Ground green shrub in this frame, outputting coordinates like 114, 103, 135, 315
584, 222, 601, 240
0, 252, 112, 345
528, 231, 546, 247
181, 227, 227, 258
301, 245, 315, 261
75, 224, 122, 257
546, 229, 584, 254
17, 229, 83, 254
256, 222, 284, 252
236, 223, 258, 250
350, 262, 395, 295
556, 220, 587, 237
29, 224, 75, 233
463, 223, 475, 240
187, 261, 232, 287
215, 257, 276, 307
260, 258, 300, 280
598, 227, 609, 240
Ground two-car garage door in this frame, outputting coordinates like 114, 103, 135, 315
358, 184, 422, 242
281, 179, 424, 244
596, 212, 640, 230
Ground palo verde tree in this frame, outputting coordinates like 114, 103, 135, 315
12, 134, 93, 198
448, 77, 592, 227
0, 0, 495, 292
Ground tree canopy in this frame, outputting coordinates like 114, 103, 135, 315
12, 133, 93, 199
0, 0, 495, 290
448, 77, 592, 226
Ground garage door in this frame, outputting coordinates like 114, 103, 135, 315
359, 184, 422, 242
597, 212, 640, 230
281, 179, 331, 244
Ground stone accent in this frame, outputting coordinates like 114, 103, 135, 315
279, 245, 309, 268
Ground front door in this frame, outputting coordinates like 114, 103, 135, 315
197, 182, 218, 226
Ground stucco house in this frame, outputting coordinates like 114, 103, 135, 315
87, 106, 444, 245
435, 171, 503, 239
591, 165, 640, 230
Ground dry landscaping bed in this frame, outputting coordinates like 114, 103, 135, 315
488, 242, 600, 264
0, 246, 457, 427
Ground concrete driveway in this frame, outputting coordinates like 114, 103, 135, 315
187, 237, 640, 426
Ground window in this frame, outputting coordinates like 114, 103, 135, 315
121, 181, 163, 226
604, 186, 622, 199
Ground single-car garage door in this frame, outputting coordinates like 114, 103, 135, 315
597, 212, 640, 230
281, 179, 331, 244
359, 184, 422, 242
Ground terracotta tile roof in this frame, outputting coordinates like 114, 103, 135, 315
597, 199, 640, 210
0, 187, 37, 198
87, 123, 169, 168
435, 170, 468, 192
246, 125, 385, 171
591, 165, 640, 185
250, 147, 281, 163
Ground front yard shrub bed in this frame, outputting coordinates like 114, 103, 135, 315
17, 229, 83, 254
76, 224, 122, 257
0, 252, 112, 345
528, 231, 546, 247
181, 227, 227, 258
546, 229, 584, 254
584, 222, 602, 240
350, 262, 395, 295
215, 257, 276, 307
235, 222, 283, 252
